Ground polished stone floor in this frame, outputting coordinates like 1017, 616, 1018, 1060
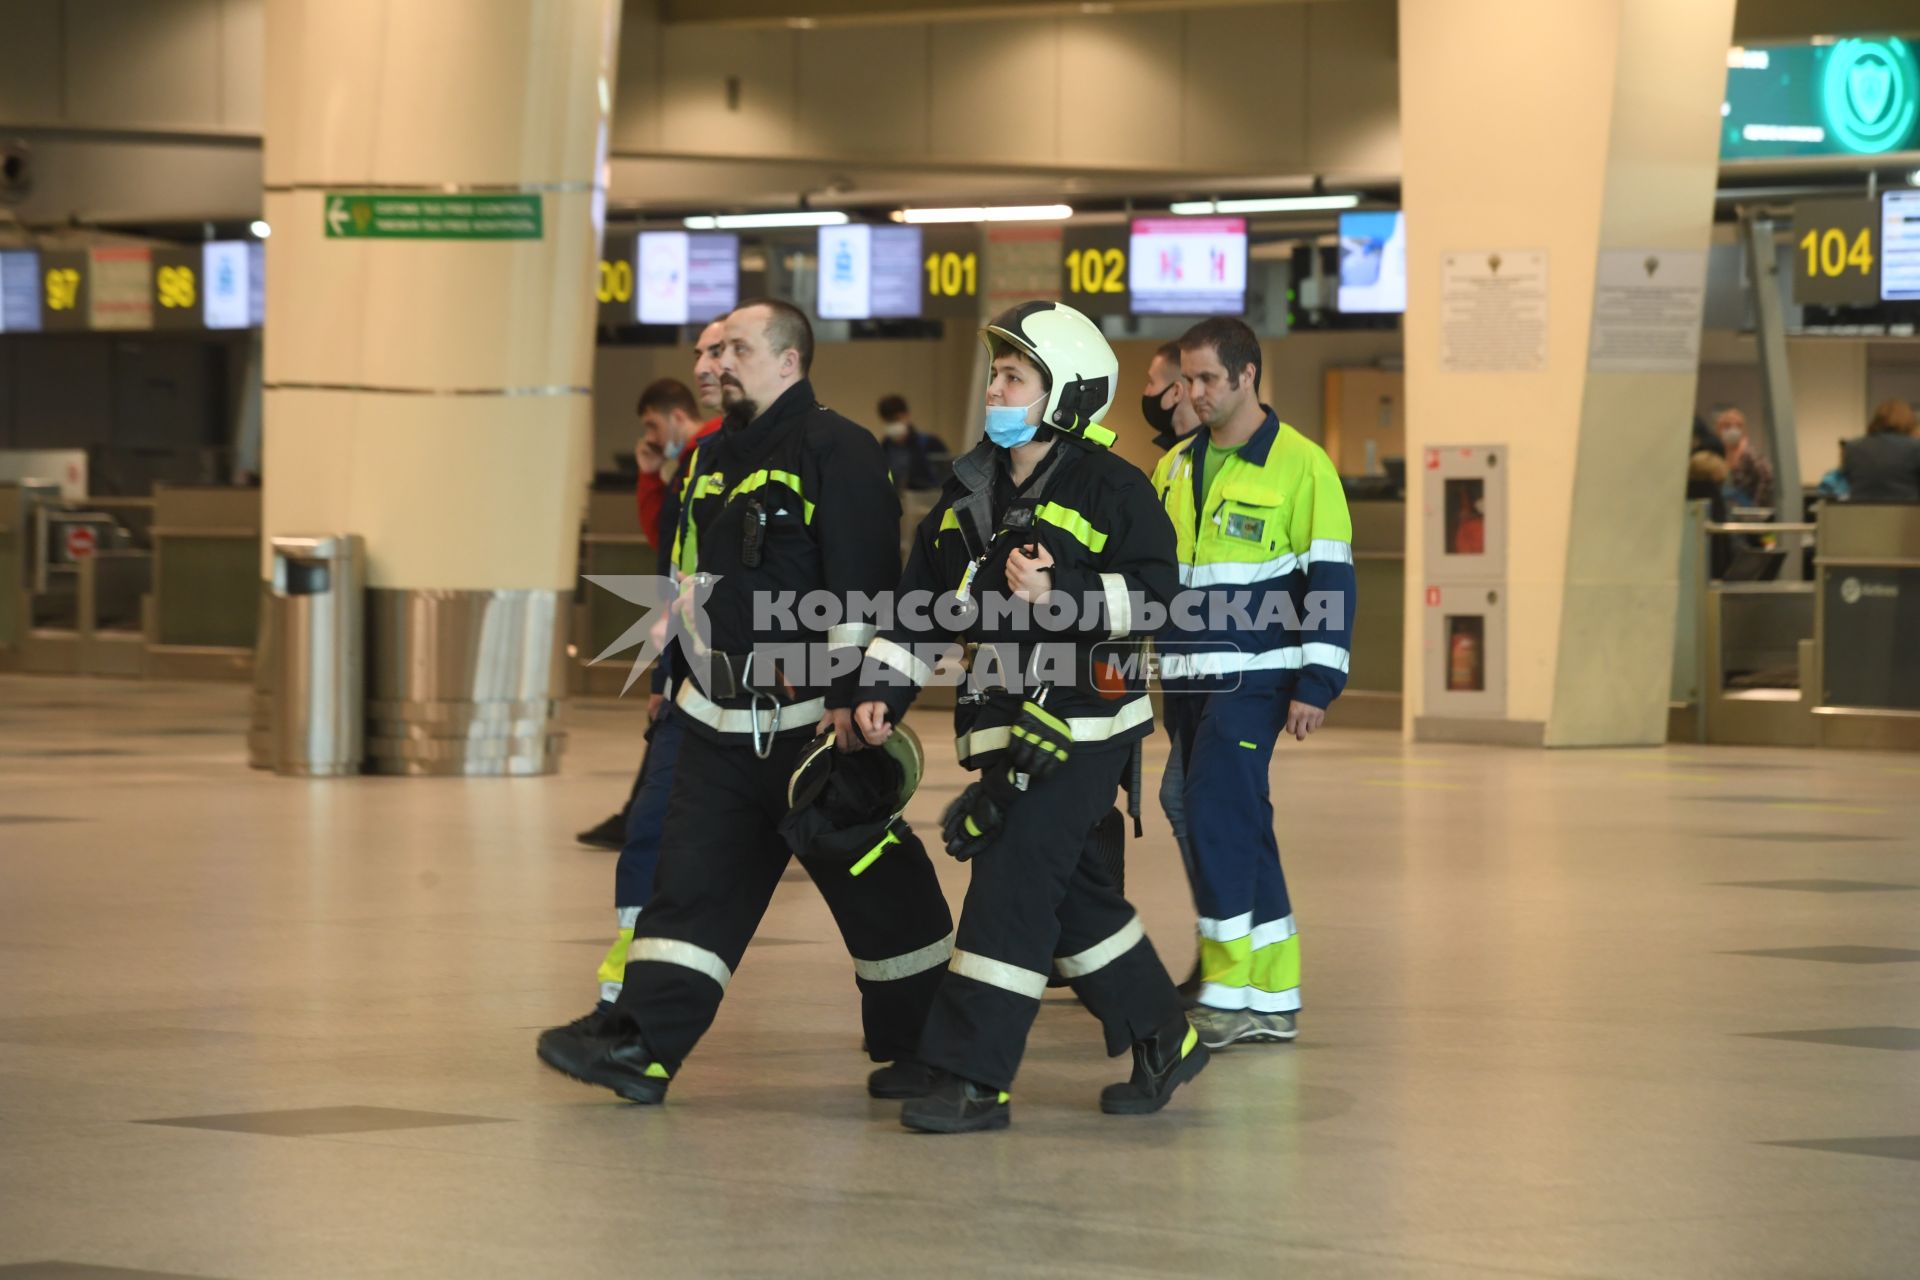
1, 674, 1917, 1278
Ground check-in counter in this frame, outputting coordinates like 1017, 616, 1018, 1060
1813, 503, 1920, 750
148, 486, 260, 680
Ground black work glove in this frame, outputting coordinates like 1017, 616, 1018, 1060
940, 766, 1020, 861
1007, 697, 1072, 780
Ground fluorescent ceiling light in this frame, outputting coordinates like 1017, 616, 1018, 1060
683, 211, 849, 229
1170, 195, 1362, 215
894, 204, 1073, 224
250, 219, 271, 238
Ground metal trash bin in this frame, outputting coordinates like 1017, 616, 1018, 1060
268, 534, 365, 777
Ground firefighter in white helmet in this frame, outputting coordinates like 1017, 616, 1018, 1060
855, 300, 1208, 1132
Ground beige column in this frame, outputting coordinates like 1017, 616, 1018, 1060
261, 0, 620, 774
1398, 0, 1737, 747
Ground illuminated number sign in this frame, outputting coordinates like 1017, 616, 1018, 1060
39, 250, 89, 331
1792, 198, 1880, 307
1060, 225, 1129, 316
920, 226, 981, 318
598, 231, 637, 327
151, 248, 202, 331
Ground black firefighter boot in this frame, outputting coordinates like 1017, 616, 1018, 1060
1100, 1016, 1210, 1115
900, 1070, 1010, 1133
536, 1023, 671, 1105
867, 1059, 939, 1099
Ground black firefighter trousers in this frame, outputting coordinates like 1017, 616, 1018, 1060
916, 744, 1186, 1093
611, 727, 954, 1074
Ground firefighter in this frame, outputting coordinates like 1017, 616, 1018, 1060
537, 299, 953, 1104
1152, 316, 1355, 1047
855, 301, 1207, 1133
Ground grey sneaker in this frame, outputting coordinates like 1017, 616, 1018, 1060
1190, 1006, 1297, 1048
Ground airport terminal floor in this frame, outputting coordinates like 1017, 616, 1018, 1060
1, 675, 1916, 1278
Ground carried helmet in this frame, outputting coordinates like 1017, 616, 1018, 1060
981, 301, 1119, 444
779, 723, 925, 872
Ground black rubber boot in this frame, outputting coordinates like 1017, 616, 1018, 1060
900, 1071, 1010, 1133
546, 1001, 618, 1039
867, 1059, 938, 1099
576, 812, 627, 851
536, 1024, 670, 1105
1099, 1017, 1209, 1115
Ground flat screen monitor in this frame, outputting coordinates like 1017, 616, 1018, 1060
0, 250, 40, 332
202, 241, 253, 330
638, 231, 739, 325
817, 224, 924, 320
1882, 189, 1920, 303
1337, 211, 1407, 314
1128, 217, 1247, 315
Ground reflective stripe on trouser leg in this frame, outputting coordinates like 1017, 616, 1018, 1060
627, 936, 734, 990
949, 948, 1050, 998
1198, 914, 1300, 1012
851, 932, 954, 982
596, 907, 643, 1004
1053, 915, 1144, 979
1182, 678, 1295, 1011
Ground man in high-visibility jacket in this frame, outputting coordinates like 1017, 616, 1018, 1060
1151, 317, 1355, 1047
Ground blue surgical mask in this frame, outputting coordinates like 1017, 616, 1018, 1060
984, 395, 1045, 449
662, 437, 685, 463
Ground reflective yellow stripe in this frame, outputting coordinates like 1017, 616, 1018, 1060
727, 467, 815, 522
939, 508, 961, 533
956, 694, 1152, 758
596, 926, 636, 988
644, 1063, 670, 1079
1034, 501, 1108, 553
1181, 1025, 1198, 1058
1199, 915, 1300, 1011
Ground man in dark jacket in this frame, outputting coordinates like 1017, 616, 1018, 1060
538, 299, 953, 1105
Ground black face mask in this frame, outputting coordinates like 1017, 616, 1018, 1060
1141, 389, 1178, 436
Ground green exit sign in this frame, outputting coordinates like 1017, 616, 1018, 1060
323, 193, 544, 240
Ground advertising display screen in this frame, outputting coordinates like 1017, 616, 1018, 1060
637, 231, 740, 325
1882, 189, 1920, 302
818, 224, 924, 320
202, 241, 253, 330
1128, 217, 1246, 315
0, 250, 40, 332
1722, 37, 1920, 159
1338, 211, 1408, 314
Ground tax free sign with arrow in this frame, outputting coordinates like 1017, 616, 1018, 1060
323, 193, 544, 240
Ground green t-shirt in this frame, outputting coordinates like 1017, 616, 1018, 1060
1201, 441, 1237, 505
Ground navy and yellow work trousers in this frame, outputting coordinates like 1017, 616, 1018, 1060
1167, 674, 1302, 1014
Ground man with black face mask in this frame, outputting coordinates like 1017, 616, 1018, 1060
1141, 339, 1200, 452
